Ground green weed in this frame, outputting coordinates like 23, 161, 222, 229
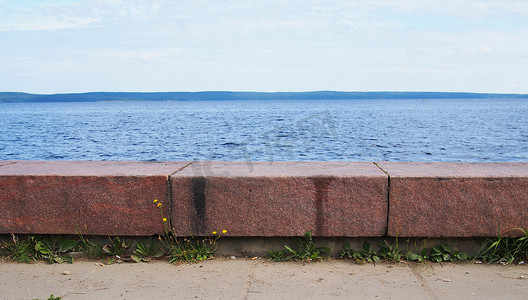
339, 240, 467, 264
379, 240, 402, 261
153, 199, 225, 263
269, 231, 329, 262
34, 236, 77, 264
429, 244, 467, 263
404, 249, 428, 262
166, 238, 216, 263
76, 234, 105, 259
474, 228, 528, 265
2, 235, 40, 263
340, 241, 381, 263
102, 236, 130, 257
131, 237, 164, 262
268, 249, 290, 262
1, 235, 77, 264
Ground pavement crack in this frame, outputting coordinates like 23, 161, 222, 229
241, 261, 257, 300
408, 264, 438, 300
59, 267, 100, 298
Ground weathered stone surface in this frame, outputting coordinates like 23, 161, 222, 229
0, 160, 190, 176
170, 161, 388, 237
4, 160, 525, 238
0, 161, 190, 235
378, 162, 528, 237
0, 161, 17, 167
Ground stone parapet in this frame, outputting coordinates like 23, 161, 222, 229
0, 161, 526, 237
0, 161, 189, 236
377, 162, 528, 237
170, 161, 388, 237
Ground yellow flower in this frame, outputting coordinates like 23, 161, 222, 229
212, 231, 217, 235
157, 203, 162, 207
222, 229, 227, 234
153, 199, 158, 203
162, 218, 167, 222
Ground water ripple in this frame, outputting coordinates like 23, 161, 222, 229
0, 99, 527, 162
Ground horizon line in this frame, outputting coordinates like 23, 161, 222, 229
3, 90, 528, 96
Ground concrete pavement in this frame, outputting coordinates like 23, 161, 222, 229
1, 258, 528, 299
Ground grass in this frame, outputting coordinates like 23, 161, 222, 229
1, 235, 41, 263
0, 233, 219, 264
2, 232, 528, 265
1, 234, 77, 264
474, 228, 528, 264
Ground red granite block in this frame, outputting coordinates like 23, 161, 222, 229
378, 162, 528, 237
170, 161, 388, 237
0, 161, 190, 235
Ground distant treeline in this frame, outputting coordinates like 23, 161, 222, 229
1, 91, 527, 103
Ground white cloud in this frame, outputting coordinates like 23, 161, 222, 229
365, 0, 528, 19
1, 0, 527, 93
100, 48, 182, 63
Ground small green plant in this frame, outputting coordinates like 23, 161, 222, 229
131, 238, 164, 262
339, 242, 353, 259
166, 238, 216, 263
268, 249, 290, 262
102, 236, 130, 258
404, 249, 427, 262
153, 198, 225, 263
379, 240, 402, 261
2, 235, 41, 263
429, 244, 467, 263
34, 237, 77, 264
339, 239, 470, 264
77, 234, 105, 259
474, 228, 528, 265
340, 241, 381, 263
162, 230, 224, 263
287, 231, 329, 261
2, 235, 77, 264
269, 231, 329, 262
404, 239, 430, 262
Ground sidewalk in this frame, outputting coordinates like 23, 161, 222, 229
1, 258, 527, 299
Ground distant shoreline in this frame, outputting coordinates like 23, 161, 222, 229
1, 91, 528, 103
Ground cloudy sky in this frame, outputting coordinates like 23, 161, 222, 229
1, 0, 527, 94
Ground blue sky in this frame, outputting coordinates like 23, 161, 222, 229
1, 0, 527, 94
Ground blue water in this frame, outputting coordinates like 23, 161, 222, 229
1, 99, 527, 162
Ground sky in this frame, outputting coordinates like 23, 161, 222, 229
1, 0, 527, 94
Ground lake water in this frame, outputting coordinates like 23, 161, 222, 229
1, 99, 527, 162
